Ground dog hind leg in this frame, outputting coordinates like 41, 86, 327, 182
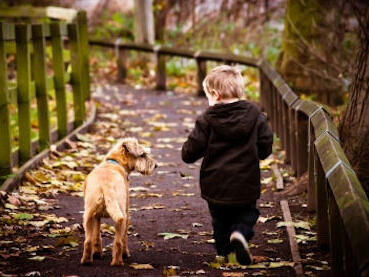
92, 217, 102, 258
122, 216, 130, 258
106, 200, 126, 266
81, 210, 95, 265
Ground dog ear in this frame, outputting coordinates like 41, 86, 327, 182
121, 139, 144, 157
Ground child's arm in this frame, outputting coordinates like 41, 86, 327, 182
257, 113, 273, 160
181, 116, 209, 163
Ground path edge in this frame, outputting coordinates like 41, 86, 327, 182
1, 101, 97, 193
280, 199, 304, 277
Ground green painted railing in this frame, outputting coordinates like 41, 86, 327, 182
0, 7, 90, 183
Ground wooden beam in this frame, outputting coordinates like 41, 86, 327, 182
280, 200, 304, 277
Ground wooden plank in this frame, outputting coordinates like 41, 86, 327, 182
315, 152, 329, 247
328, 187, 345, 276
196, 58, 206, 97
271, 163, 283, 190
116, 45, 127, 83
327, 164, 369, 272
16, 24, 32, 165
89, 40, 258, 67
271, 83, 279, 134
283, 102, 291, 163
0, 6, 77, 22
77, 11, 90, 101
50, 22, 68, 138
296, 111, 309, 176
280, 200, 304, 277
8, 72, 70, 105
32, 24, 50, 150
307, 122, 316, 211
0, 23, 12, 177
0, 23, 15, 41
155, 52, 166, 90
68, 23, 84, 127
277, 92, 285, 153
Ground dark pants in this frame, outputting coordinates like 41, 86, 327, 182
208, 202, 260, 256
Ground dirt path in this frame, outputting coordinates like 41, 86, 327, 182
0, 86, 329, 276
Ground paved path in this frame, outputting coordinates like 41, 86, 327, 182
0, 86, 328, 276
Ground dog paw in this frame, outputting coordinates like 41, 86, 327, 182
110, 259, 124, 266
93, 252, 102, 259
81, 258, 93, 265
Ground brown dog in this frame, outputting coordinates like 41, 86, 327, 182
81, 137, 156, 266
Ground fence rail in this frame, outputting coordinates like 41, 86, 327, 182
0, 9, 90, 187
90, 39, 369, 276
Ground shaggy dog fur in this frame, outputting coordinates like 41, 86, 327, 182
81, 138, 156, 266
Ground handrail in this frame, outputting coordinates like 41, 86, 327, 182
89, 40, 259, 66
0, 6, 78, 22
90, 39, 369, 275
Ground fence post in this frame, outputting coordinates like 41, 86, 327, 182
289, 104, 298, 173
50, 22, 68, 138
296, 111, 308, 176
155, 48, 166, 90
68, 23, 84, 127
328, 186, 345, 276
77, 11, 90, 100
307, 122, 316, 211
196, 56, 206, 97
0, 23, 12, 178
32, 24, 50, 150
115, 39, 127, 83
271, 85, 278, 133
259, 70, 267, 112
282, 101, 290, 163
315, 153, 329, 248
16, 24, 32, 164
277, 93, 285, 151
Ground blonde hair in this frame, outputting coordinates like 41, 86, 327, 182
202, 65, 245, 99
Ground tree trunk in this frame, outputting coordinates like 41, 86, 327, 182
277, 0, 344, 105
134, 0, 155, 44
339, 2, 369, 196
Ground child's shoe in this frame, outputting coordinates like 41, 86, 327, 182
230, 231, 252, 265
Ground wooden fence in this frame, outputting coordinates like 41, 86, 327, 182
90, 39, 369, 276
0, 8, 90, 186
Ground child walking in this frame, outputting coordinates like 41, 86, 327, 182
181, 65, 273, 265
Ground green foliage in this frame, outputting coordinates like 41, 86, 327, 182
90, 11, 134, 41
166, 59, 186, 77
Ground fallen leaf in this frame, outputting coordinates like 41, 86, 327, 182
258, 216, 281, 223
56, 235, 79, 247
222, 273, 245, 277
267, 239, 283, 244
129, 263, 154, 270
28, 256, 45, 261
158, 233, 189, 240
277, 221, 310, 230
306, 265, 330, 271
12, 213, 34, 220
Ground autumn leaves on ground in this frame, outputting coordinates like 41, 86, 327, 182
0, 86, 329, 276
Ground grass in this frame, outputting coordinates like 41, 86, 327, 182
9, 88, 75, 151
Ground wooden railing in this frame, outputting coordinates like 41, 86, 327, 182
90, 39, 369, 276
0, 8, 90, 185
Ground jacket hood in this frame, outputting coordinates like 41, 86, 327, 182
204, 100, 259, 140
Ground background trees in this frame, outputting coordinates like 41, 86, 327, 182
339, 1, 369, 196
277, 0, 345, 105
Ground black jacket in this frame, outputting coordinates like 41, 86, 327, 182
182, 100, 273, 205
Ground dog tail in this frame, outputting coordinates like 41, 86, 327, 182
105, 196, 126, 223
